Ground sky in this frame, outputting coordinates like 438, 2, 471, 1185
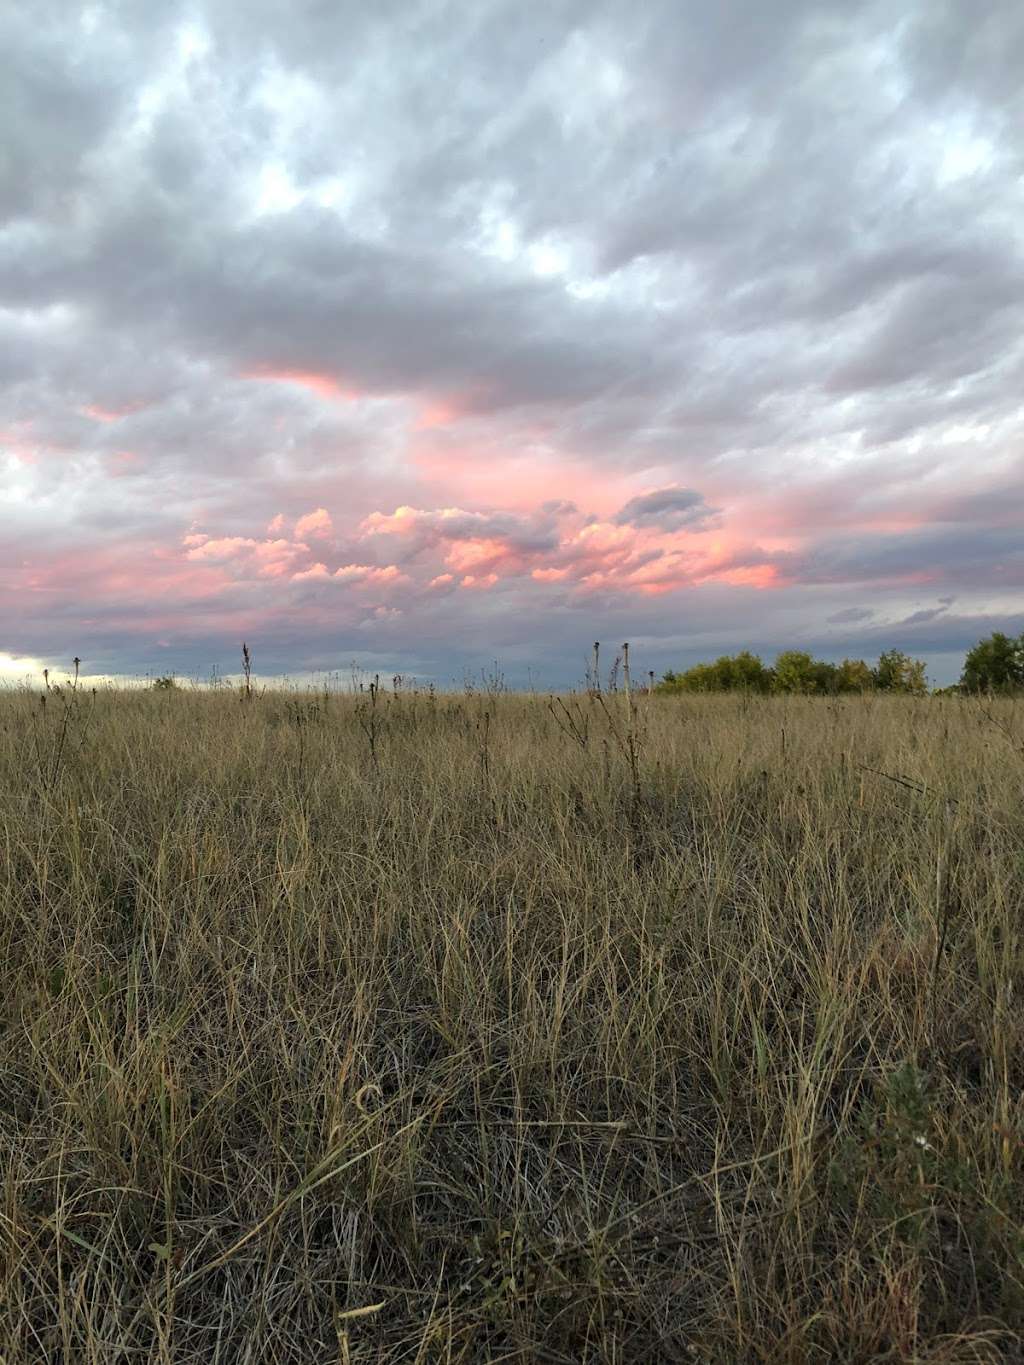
3, 0, 1023, 689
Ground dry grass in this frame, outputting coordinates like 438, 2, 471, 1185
1, 683, 1023, 1362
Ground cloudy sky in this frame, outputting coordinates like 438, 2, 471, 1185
3, 0, 1023, 687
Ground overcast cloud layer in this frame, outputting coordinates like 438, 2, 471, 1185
3, 0, 1023, 686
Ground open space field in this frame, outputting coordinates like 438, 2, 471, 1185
1, 685, 1023, 1362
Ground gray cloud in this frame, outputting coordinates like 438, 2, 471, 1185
2, 0, 1023, 686
796, 526, 1024, 589
613, 487, 720, 532
896, 603, 953, 627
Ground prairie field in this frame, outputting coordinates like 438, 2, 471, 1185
1, 683, 1023, 1363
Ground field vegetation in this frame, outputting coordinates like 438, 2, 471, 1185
1, 669, 1023, 1361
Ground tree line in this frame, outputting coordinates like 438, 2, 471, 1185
657, 631, 1024, 697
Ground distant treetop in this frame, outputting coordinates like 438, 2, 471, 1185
657, 648, 927, 696
658, 630, 1024, 696
960, 632, 1024, 694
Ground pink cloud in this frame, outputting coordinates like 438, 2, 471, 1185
415, 399, 463, 430
444, 536, 514, 574
253, 539, 308, 577
361, 505, 501, 538
82, 402, 146, 423
267, 513, 286, 533
332, 563, 407, 586
184, 535, 258, 561
294, 507, 333, 539
291, 562, 331, 582
357, 502, 724, 593
183, 533, 311, 579
0, 419, 66, 463
17, 542, 234, 613
708, 564, 781, 589
360, 505, 422, 535
243, 368, 360, 402
411, 445, 621, 514
165, 491, 799, 646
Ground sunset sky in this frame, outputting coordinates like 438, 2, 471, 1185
3, 1, 1023, 687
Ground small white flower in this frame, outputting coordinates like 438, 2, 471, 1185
913, 1134, 933, 1152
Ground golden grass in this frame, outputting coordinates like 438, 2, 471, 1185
1, 684, 1022, 1362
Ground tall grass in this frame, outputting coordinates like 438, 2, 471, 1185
1, 685, 1022, 1361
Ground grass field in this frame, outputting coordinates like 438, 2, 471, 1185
2, 682, 1023, 1362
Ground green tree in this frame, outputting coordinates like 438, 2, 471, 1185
657, 651, 774, 693
835, 658, 874, 693
715, 650, 775, 692
773, 650, 838, 695
772, 650, 815, 693
873, 650, 927, 695
960, 632, 1024, 693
